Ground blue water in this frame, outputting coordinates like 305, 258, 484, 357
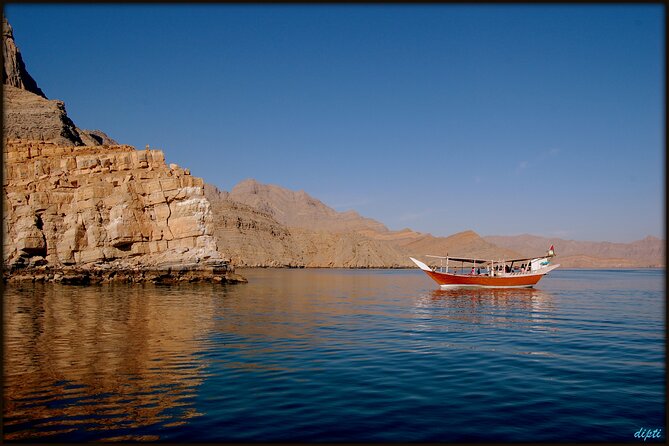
3, 268, 665, 442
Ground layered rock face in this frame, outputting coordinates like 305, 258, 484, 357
3, 140, 245, 283
3, 85, 86, 145
3, 84, 118, 147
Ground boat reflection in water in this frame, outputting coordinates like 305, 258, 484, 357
409, 287, 558, 354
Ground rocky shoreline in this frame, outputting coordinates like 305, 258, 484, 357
3, 261, 247, 285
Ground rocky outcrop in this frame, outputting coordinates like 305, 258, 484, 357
2, 85, 117, 147
2, 17, 46, 98
2, 17, 117, 147
78, 129, 118, 146
3, 140, 246, 283
3, 85, 88, 145
3, 84, 118, 148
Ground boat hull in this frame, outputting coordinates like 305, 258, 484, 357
421, 265, 560, 289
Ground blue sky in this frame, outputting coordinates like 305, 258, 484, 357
5, 4, 664, 243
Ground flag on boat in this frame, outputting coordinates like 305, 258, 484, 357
548, 245, 555, 256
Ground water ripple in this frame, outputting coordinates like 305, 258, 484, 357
3, 270, 665, 442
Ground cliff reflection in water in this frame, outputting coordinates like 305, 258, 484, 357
3, 283, 218, 441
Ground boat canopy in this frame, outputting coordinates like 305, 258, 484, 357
425, 254, 551, 264
426, 255, 488, 264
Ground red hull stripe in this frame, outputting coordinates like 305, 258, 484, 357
425, 270, 544, 288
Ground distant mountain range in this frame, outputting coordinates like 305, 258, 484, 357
206, 178, 664, 268
228, 179, 388, 234
484, 234, 664, 268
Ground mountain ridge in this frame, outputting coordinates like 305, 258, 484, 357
206, 178, 664, 269
228, 178, 389, 234
484, 234, 664, 268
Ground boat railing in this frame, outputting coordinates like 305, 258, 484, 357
432, 267, 538, 276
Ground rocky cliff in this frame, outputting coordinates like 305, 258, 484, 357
4, 85, 85, 145
3, 140, 245, 283
2, 18, 243, 283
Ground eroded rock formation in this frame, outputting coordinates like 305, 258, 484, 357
3, 140, 245, 283
3, 85, 86, 145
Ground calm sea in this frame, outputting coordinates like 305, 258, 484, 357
3, 268, 665, 442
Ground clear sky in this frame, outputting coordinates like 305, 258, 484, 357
5, 4, 664, 243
